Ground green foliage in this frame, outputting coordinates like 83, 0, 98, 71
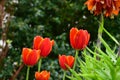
1, 0, 120, 80
53, 33, 74, 56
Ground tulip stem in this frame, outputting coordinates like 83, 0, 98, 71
26, 66, 30, 80
38, 58, 42, 72
63, 70, 66, 80
73, 50, 79, 70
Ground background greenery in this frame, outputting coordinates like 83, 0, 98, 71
0, 0, 120, 80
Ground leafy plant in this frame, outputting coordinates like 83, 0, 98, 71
69, 29, 120, 80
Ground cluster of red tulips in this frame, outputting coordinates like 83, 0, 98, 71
22, 36, 54, 80
21, 27, 90, 80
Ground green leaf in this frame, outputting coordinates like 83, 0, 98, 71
103, 27, 119, 45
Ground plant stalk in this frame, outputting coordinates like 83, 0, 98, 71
26, 66, 30, 80
63, 70, 66, 80
97, 13, 104, 49
73, 50, 79, 70
38, 58, 42, 72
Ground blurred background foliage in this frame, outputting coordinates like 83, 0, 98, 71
0, 0, 120, 80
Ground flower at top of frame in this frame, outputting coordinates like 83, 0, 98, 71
85, 0, 120, 17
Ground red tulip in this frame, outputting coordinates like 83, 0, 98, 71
59, 55, 74, 70
22, 48, 40, 66
35, 70, 50, 80
33, 36, 54, 58
70, 27, 90, 50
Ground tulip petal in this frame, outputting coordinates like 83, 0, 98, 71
70, 28, 90, 50
33, 36, 43, 50
22, 48, 32, 65
59, 55, 67, 70
40, 38, 52, 57
85, 30, 90, 46
22, 48, 40, 66
70, 27, 78, 49
66, 56, 74, 68
26, 50, 40, 66
51, 40, 54, 46
35, 71, 50, 80
75, 30, 84, 49
59, 55, 74, 70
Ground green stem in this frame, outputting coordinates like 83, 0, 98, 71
26, 66, 30, 80
73, 50, 79, 70
63, 70, 66, 80
97, 13, 104, 48
94, 48, 97, 59
96, 13, 104, 59
38, 58, 42, 72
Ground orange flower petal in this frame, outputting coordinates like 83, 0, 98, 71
66, 56, 74, 68
35, 71, 50, 80
74, 30, 86, 49
40, 38, 53, 57
22, 48, 32, 65
33, 36, 43, 50
112, 10, 119, 15
51, 40, 54, 46
83, 30, 90, 48
22, 48, 40, 66
59, 55, 67, 70
85, 0, 120, 17
59, 55, 74, 70
70, 27, 78, 49
85, 0, 95, 10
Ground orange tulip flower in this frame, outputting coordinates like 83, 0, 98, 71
59, 55, 74, 70
70, 27, 90, 50
35, 70, 50, 80
22, 48, 40, 66
33, 36, 54, 58
85, 0, 120, 17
